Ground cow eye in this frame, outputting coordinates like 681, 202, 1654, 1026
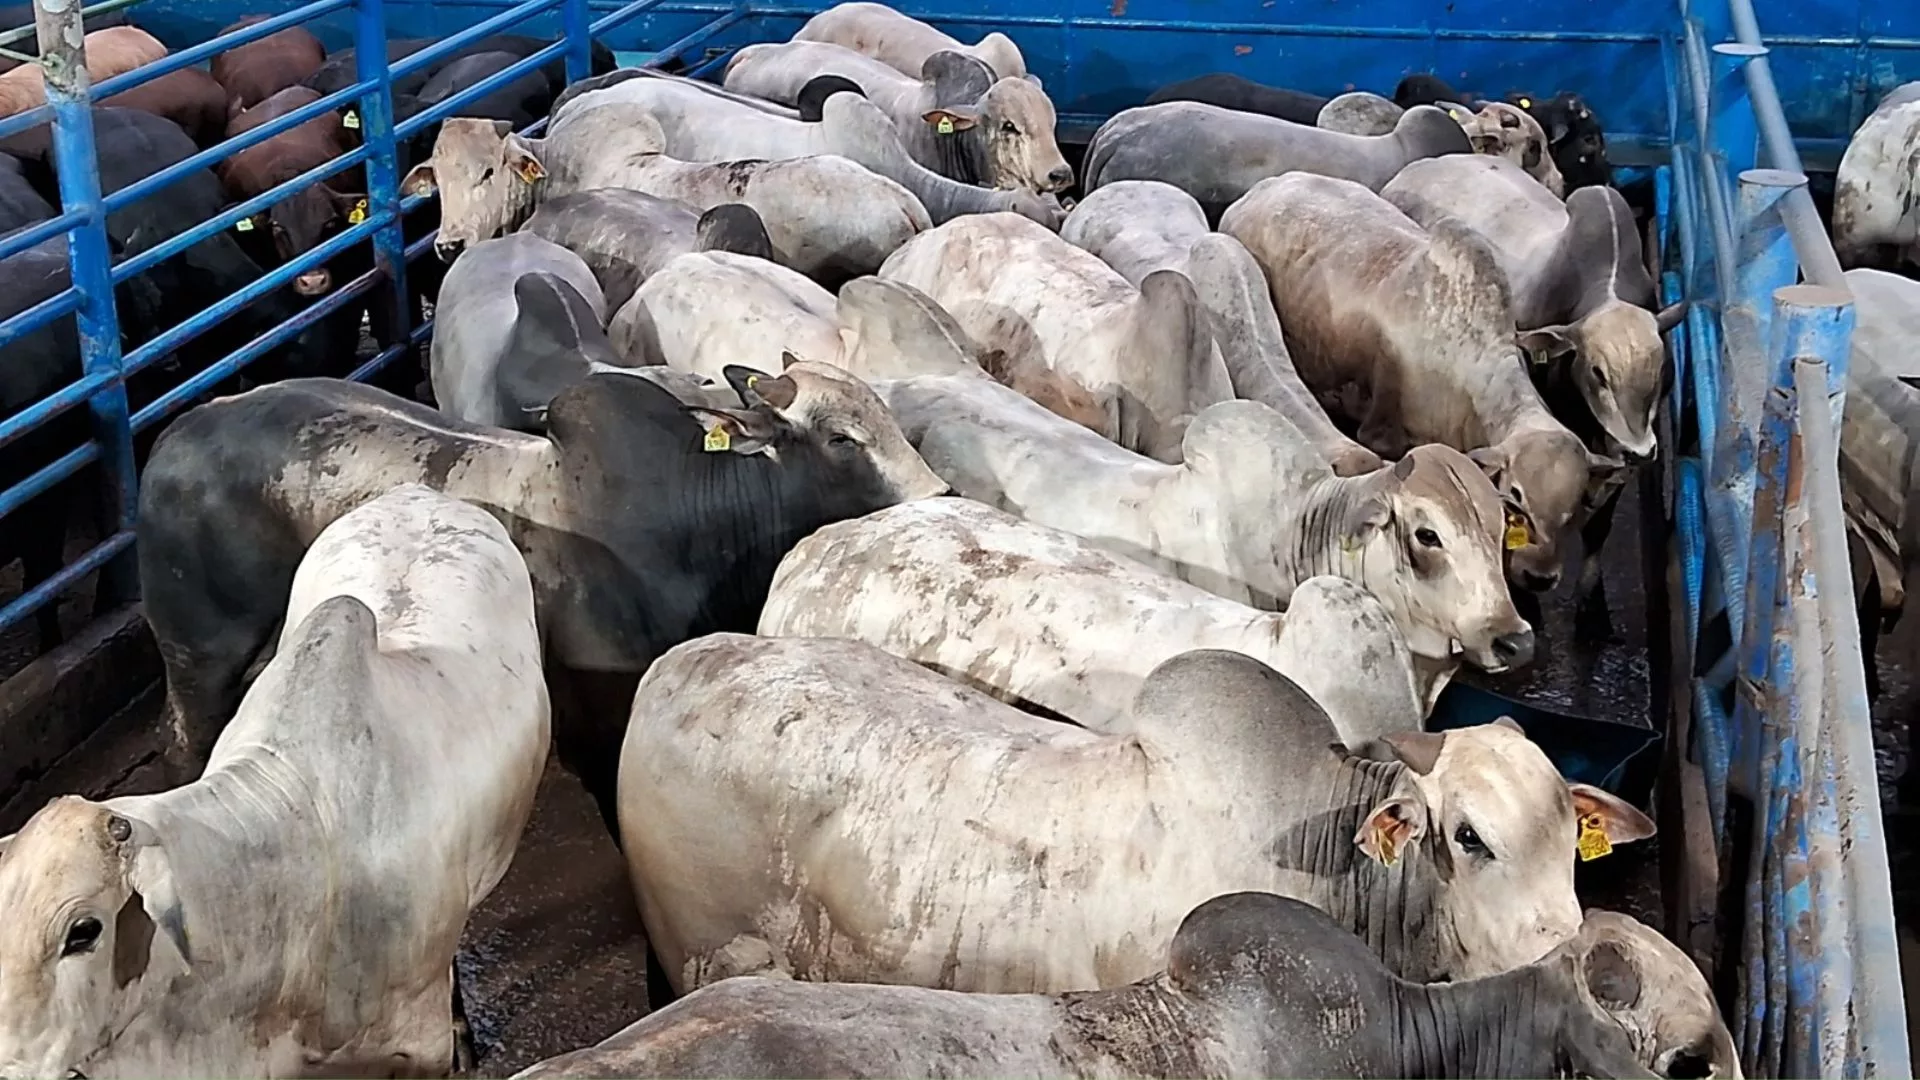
1414, 526, 1442, 549
1000, 120, 1018, 135
1453, 823, 1488, 856
826, 431, 859, 449
479, 167, 494, 183
62, 916, 103, 957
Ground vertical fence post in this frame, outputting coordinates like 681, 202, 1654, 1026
354, 0, 409, 360
1711, 43, 1765, 178
37, 0, 137, 605
562, 0, 591, 83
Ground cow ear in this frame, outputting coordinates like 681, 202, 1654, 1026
1377, 729, 1447, 774
1355, 796, 1426, 868
1586, 450, 1626, 483
686, 407, 779, 456
1467, 444, 1510, 488
1655, 300, 1687, 333
722, 364, 798, 411
1568, 783, 1655, 848
1516, 325, 1576, 365
1341, 491, 1393, 549
504, 135, 546, 183
491, 118, 516, 138
922, 107, 979, 133
400, 163, 437, 198
125, 829, 191, 971
1580, 938, 1643, 1009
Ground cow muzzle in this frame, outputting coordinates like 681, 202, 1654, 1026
293, 268, 332, 296
1487, 627, 1536, 670
434, 238, 466, 263
1043, 164, 1074, 191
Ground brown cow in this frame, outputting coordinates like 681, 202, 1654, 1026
98, 66, 231, 147
218, 85, 364, 294
210, 15, 327, 111
0, 26, 167, 118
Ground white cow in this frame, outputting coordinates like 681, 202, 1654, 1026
619, 637, 1657, 996
791, 1, 1030, 81
1834, 82, 1920, 271
0, 484, 549, 1078
868, 376, 1533, 702
759, 497, 1424, 740
538, 73, 1061, 227
1061, 180, 1382, 475
1222, 173, 1623, 594
879, 211, 1231, 463
723, 40, 1070, 193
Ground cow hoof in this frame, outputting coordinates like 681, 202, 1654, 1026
452, 1017, 476, 1076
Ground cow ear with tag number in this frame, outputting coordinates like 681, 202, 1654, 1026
400, 163, 437, 198
922, 107, 978, 135
1516, 325, 1577, 366
722, 364, 798, 411
1356, 796, 1427, 868
1568, 783, 1656, 856
688, 407, 781, 456
503, 134, 546, 184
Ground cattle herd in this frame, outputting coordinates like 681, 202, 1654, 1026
28, 0, 1920, 1075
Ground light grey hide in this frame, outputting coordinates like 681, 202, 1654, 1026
878, 211, 1232, 464
520, 188, 765, 310
619, 636, 1657, 996
1221, 173, 1624, 593
1837, 267, 1920, 624
1450, 102, 1567, 197
759, 496, 1424, 740
610, 250, 996, 389
405, 112, 928, 281
866, 378, 1532, 704
1081, 100, 1472, 210
1383, 154, 1682, 461
1061, 180, 1382, 476
507, 894, 1736, 1080
722, 40, 1070, 193
790, 1, 1030, 81
1833, 82, 1920, 271
544, 74, 1061, 227
1317, 91, 1404, 136
0, 484, 548, 1078
429, 232, 616, 430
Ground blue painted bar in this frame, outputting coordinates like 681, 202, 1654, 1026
589, 0, 669, 37
0, 529, 133, 632
87, 0, 350, 100
0, 207, 84, 264
0, 284, 82, 353
388, 0, 556, 78
1710, 44, 1764, 179
562, 0, 591, 79
0, 369, 115, 455
353, 0, 410, 351
394, 38, 567, 137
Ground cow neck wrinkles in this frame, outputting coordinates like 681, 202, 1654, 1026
1276, 472, 1374, 601
669, 445, 848, 628
1392, 958, 1570, 1077
1274, 754, 1433, 975
498, 170, 543, 236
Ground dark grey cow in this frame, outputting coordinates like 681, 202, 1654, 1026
1082, 100, 1470, 216
512, 891, 1733, 1080
521, 189, 772, 310
134, 371, 947, 829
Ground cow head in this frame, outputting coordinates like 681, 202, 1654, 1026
1456, 102, 1566, 196
401, 118, 547, 262
1469, 429, 1623, 593
683, 357, 950, 505
1518, 300, 1683, 464
0, 798, 191, 1080
247, 185, 366, 295
1350, 719, 1655, 982
1552, 911, 1742, 1079
920, 52, 1069, 194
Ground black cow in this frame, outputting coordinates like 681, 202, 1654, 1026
1394, 73, 1612, 190
0, 149, 52, 234
1144, 72, 1328, 124
305, 32, 616, 102
136, 368, 947, 830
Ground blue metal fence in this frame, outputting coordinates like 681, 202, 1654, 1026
1663, 0, 1908, 1072
0, 0, 737, 635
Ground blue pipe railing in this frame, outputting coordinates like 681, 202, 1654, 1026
0, 0, 733, 637
1664, 0, 1908, 1072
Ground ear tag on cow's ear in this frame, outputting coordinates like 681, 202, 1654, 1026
1577, 812, 1613, 861
1373, 824, 1400, 867
347, 199, 368, 225
1518, 96, 1533, 109
1503, 510, 1531, 551
234, 216, 256, 233
343, 110, 361, 130
746, 374, 760, 389
703, 426, 731, 452
936, 115, 955, 135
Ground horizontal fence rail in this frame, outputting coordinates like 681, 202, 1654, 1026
1664, 0, 1908, 1072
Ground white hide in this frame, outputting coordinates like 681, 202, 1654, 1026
0, 484, 548, 1078
791, 1, 1030, 80
1834, 82, 1920, 270
759, 497, 1424, 740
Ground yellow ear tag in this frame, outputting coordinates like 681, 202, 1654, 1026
343, 110, 361, 130
746, 374, 759, 389
1373, 825, 1400, 868
347, 199, 368, 225
1503, 511, 1531, 551
1518, 96, 1533, 109
936, 116, 955, 135
703, 426, 731, 452
234, 216, 256, 232
1577, 813, 1613, 861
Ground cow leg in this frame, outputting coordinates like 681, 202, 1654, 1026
1858, 566, 1884, 701
548, 665, 643, 846
1574, 483, 1624, 644
20, 511, 66, 653
450, 962, 477, 1076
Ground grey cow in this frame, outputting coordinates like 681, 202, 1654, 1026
1082, 99, 1470, 214
1222, 173, 1624, 594
724, 40, 1070, 193
521, 189, 773, 310
512, 892, 1738, 1080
